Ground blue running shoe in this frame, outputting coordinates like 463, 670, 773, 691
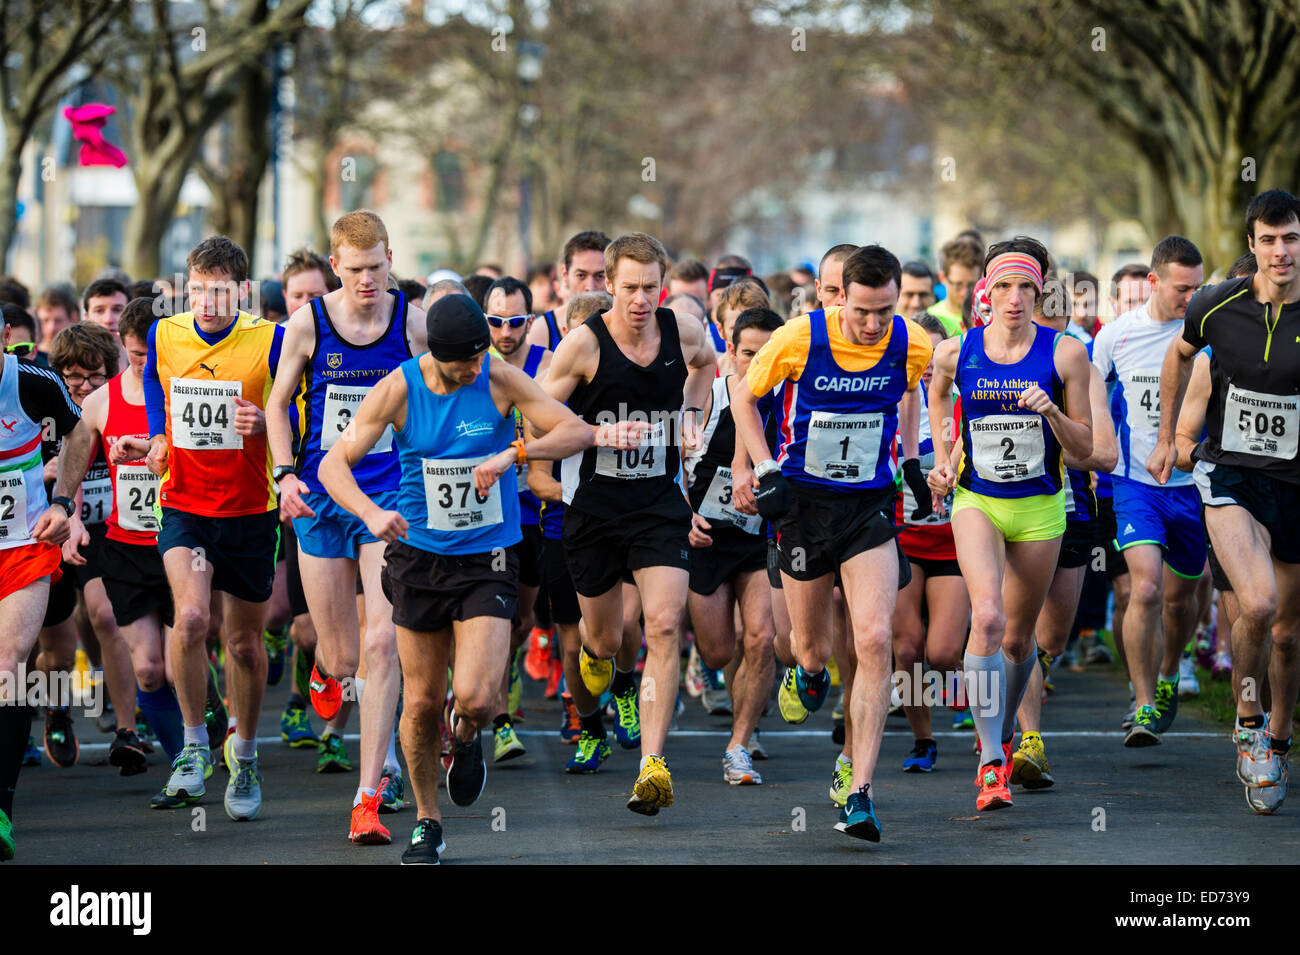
612, 684, 641, 749
280, 704, 319, 748
902, 739, 938, 773
952, 707, 974, 729
378, 766, 405, 813
795, 665, 831, 713
564, 730, 611, 774
834, 786, 881, 841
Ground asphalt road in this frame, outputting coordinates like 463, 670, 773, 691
8, 661, 1296, 865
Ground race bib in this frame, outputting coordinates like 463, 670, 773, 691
595, 420, 667, 480
1221, 384, 1300, 460
321, 383, 392, 454
699, 466, 762, 535
81, 475, 112, 525
970, 415, 1046, 482
1121, 368, 1162, 432
804, 411, 883, 482
422, 456, 503, 532
170, 379, 241, 451
0, 472, 29, 543
115, 466, 160, 534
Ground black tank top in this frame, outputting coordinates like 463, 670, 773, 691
562, 307, 688, 515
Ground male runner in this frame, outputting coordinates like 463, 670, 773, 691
526, 231, 611, 351
540, 232, 716, 815
113, 236, 283, 822
928, 234, 982, 337
732, 244, 933, 839
319, 293, 599, 863
898, 262, 938, 321
269, 211, 426, 844
1149, 189, 1300, 813
1093, 236, 1205, 745
0, 306, 80, 859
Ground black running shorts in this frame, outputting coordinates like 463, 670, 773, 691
382, 539, 519, 633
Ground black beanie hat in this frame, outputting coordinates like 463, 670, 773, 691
427, 293, 491, 362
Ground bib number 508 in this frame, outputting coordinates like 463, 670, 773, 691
1238, 409, 1288, 436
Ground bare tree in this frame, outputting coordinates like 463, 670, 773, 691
0, 0, 121, 268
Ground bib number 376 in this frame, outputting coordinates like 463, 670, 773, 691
422, 456, 503, 532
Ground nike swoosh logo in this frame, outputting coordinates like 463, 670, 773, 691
665, 360, 676, 366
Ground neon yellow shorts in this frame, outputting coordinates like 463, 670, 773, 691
951, 485, 1067, 543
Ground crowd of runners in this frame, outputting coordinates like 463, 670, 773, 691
0, 187, 1297, 863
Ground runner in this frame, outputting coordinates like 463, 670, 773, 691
1092, 236, 1205, 745
526, 231, 611, 351
685, 307, 783, 784
732, 244, 934, 839
319, 292, 600, 863
898, 262, 938, 322
539, 232, 716, 814
112, 236, 283, 821
928, 234, 983, 337
927, 236, 1093, 813
711, 279, 769, 376
268, 211, 426, 844
1149, 190, 1300, 813
0, 304, 81, 859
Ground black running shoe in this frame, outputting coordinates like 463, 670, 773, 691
109, 727, 149, 776
446, 718, 486, 807
401, 818, 446, 865
44, 707, 79, 768
150, 786, 199, 810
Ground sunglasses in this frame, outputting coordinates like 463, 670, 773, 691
5, 342, 35, 357
486, 314, 530, 328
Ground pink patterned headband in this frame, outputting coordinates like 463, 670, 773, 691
984, 252, 1044, 296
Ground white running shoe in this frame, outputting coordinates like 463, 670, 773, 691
1236, 725, 1282, 788
722, 746, 761, 785
165, 743, 211, 798
747, 730, 767, 760
225, 753, 263, 821
1178, 654, 1200, 697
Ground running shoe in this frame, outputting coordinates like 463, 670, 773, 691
888, 680, 904, 715
507, 648, 524, 718
22, 735, 40, 766
493, 720, 526, 762
612, 683, 641, 749
1178, 655, 1200, 698
952, 707, 974, 729
1153, 676, 1179, 733
747, 730, 767, 760
134, 706, 156, 754
627, 755, 673, 815
402, 818, 445, 865
559, 693, 581, 743
1010, 731, 1054, 789
204, 661, 228, 757
544, 657, 562, 699
317, 733, 352, 773
378, 767, 405, 813
224, 750, 263, 821
349, 790, 391, 845
827, 654, 840, 688
975, 761, 1012, 811
835, 786, 881, 842
579, 646, 613, 697
1085, 632, 1114, 665
701, 664, 731, 715
264, 624, 289, 686
829, 755, 852, 807
1212, 654, 1233, 681
309, 662, 342, 721
685, 643, 706, 697
722, 745, 761, 785
1124, 704, 1161, 746
1235, 725, 1282, 787
446, 719, 486, 806
565, 730, 611, 773
280, 704, 319, 747
778, 667, 809, 724
95, 701, 117, 734
109, 727, 149, 777
1120, 694, 1137, 730
902, 739, 938, 773
0, 807, 13, 861
1246, 750, 1288, 814
165, 742, 212, 799
524, 626, 553, 682
44, 707, 78, 768
1194, 625, 1215, 670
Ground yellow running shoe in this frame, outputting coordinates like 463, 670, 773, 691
1010, 731, 1054, 789
829, 754, 852, 807
777, 667, 809, 724
627, 755, 674, 815
827, 655, 840, 689
579, 646, 613, 697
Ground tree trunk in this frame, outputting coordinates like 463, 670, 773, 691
0, 131, 25, 273
124, 143, 199, 281
225, 64, 273, 269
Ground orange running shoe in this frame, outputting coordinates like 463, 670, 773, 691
309, 662, 342, 721
544, 656, 563, 700
349, 790, 391, 845
975, 761, 1013, 812
524, 627, 553, 682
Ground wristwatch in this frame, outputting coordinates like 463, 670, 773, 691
754, 459, 780, 479
51, 496, 76, 517
272, 465, 298, 484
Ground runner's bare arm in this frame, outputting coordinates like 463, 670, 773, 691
1148, 336, 1199, 484
926, 339, 960, 496
1064, 365, 1116, 473
529, 325, 596, 440
679, 313, 717, 451
1025, 335, 1091, 463
405, 300, 429, 355
319, 369, 409, 542
266, 304, 318, 519
52, 390, 106, 499
898, 384, 920, 461
1174, 351, 1211, 473
728, 374, 758, 514
526, 463, 563, 502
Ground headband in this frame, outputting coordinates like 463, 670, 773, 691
984, 252, 1044, 296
